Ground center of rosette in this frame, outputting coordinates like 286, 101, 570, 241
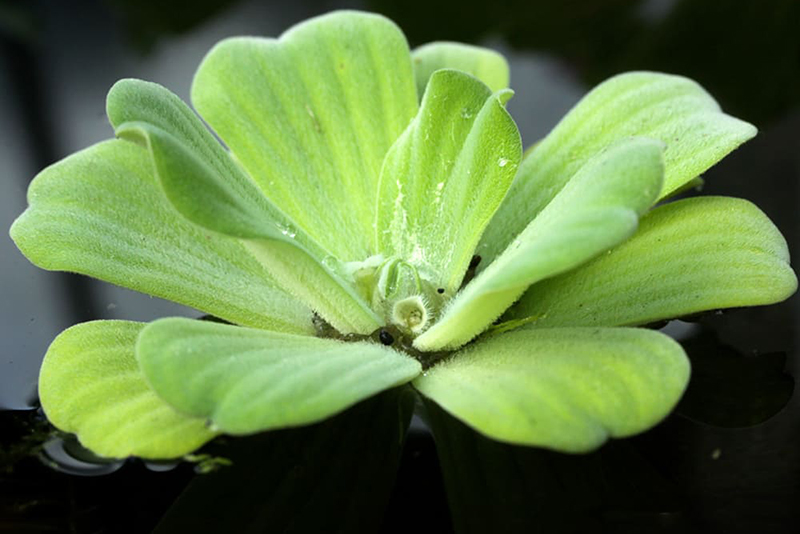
310, 255, 452, 366
343, 255, 446, 337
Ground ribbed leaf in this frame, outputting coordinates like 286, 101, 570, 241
191, 11, 418, 261
107, 79, 302, 242
508, 196, 797, 327
136, 318, 422, 434
412, 41, 509, 98
415, 327, 690, 453
10, 140, 311, 334
376, 69, 521, 294
39, 321, 217, 459
110, 80, 381, 335
479, 71, 757, 267
414, 137, 663, 351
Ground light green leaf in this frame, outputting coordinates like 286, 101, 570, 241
10, 139, 311, 334
479, 71, 757, 266
191, 10, 418, 262
415, 327, 690, 453
376, 69, 521, 294
107, 78, 299, 242
240, 239, 383, 335
412, 41, 509, 97
136, 317, 422, 434
508, 196, 797, 327
109, 79, 381, 335
414, 137, 663, 351
39, 321, 217, 459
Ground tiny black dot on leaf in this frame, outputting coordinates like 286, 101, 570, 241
379, 329, 394, 345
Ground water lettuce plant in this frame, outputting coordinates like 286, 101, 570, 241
10, 11, 796, 460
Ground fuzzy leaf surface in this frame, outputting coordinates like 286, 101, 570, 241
508, 196, 797, 327
108, 79, 304, 242
479, 71, 757, 266
39, 321, 217, 459
376, 69, 521, 293
415, 137, 663, 351
191, 11, 418, 261
136, 318, 422, 434
10, 140, 311, 334
415, 327, 690, 453
110, 79, 380, 334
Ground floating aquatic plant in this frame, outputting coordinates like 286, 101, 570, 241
10, 11, 796, 459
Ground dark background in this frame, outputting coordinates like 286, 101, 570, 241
1, 0, 798, 532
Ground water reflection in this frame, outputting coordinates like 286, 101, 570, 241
40, 436, 125, 477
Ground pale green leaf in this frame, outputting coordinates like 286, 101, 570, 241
479, 71, 757, 266
415, 327, 690, 453
136, 318, 422, 434
109, 80, 381, 335
508, 196, 798, 327
241, 239, 382, 335
107, 78, 300, 242
10, 140, 312, 334
191, 10, 418, 261
414, 137, 663, 351
39, 321, 217, 459
376, 69, 521, 294
412, 41, 509, 97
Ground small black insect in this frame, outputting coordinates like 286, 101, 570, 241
378, 329, 394, 345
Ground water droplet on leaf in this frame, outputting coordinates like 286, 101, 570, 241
321, 255, 338, 271
276, 222, 296, 238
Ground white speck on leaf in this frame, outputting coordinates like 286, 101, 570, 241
276, 223, 296, 238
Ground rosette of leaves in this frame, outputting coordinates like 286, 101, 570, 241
10, 11, 796, 460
